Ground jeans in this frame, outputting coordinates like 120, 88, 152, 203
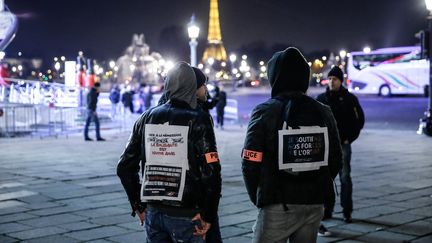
324, 143, 353, 216
84, 109, 101, 139
145, 208, 204, 243
340, 144, 353, 215
252, 204, 323, 243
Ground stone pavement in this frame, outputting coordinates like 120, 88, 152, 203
0, 124, 432, 243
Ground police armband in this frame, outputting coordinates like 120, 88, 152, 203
242, 149, 263, 163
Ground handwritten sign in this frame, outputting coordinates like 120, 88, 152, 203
142, 124, 189, 201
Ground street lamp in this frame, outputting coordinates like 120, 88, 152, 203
187, 14, 200, 67
418, 0, 432, 135
363, 46, 371, 54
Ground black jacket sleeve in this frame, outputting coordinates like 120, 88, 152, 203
323, 106, 343, 179
241, 105, 265, 206
195, 114, 222, 223
348, 94, 365, 143
117, 116, 145, 216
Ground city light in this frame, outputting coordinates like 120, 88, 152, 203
339, 50, 347, 58
197, 63, 204, 69
242, 54, 247, 60
11, 66, 17, 72
426, 0, 432, 12
232, 68, 238, 74
245, 72, 251, 78
207, 57, 215, 65
54, 62, 61, 71
0, 51, 5, 60
17, 65, 23, 71
229, 54, 237, 62
363, 46, 371, 53
165, 61, 174, 71
260, 66, 267, 72
18, 51, 22, 56
204, 68, 210, 74
109, 60, 116, 69
187, 18, 200, 40
322, 56, 327, 61
259, 61, 264, 66
221, 62, 226, 67
61, 56, 66, 61
78, 51, 83, 56
129, 64, 135, 72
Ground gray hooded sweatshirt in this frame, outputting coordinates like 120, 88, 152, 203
164, 62, 197, 109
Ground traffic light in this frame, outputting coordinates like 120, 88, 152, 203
415, 30, 430, 59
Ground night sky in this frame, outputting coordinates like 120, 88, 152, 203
5, 0, 430, 63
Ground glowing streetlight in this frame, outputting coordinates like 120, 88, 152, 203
426, 0, 432, 12
242, 54, 247, 60
229, 54, 237, 63
339, 50, 347, 58
363, 46, 371, 54
207, 57, 215, 66
61, 56, 66, 61
187, 14, 200, 67
322, 56, 327, 61
54, 62, 61, 71
109, 60, 116, 69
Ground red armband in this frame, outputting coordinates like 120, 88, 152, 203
242, 149, 263, 163
205, 152, 219, 164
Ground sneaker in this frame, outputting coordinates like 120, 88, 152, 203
97, 138, 106, 141
85, 137, 93, 141
318, 224, 331, 237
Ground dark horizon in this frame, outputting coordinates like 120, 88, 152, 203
5, 0, 430, 64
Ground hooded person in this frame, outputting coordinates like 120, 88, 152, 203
117, 61, 222, 243
241, 47, 342, 243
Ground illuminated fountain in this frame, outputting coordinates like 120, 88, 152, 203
114, 34, 165, 85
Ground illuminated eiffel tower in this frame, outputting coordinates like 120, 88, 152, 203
202, 0, 227, 63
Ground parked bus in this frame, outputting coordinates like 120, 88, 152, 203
347, 46, 429, 97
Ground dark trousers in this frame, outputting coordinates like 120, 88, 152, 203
84, 109, 101, 139
206, 215, 222, 243
324, 144, 353, 215
216, 108, 224, 127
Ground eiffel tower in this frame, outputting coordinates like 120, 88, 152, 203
202, 0, 227, 63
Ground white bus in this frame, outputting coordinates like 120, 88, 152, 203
347, 46, 429, 96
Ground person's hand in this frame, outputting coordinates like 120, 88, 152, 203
136, 211, 145, 226
192, 213, 211, 240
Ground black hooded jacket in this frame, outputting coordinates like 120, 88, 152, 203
317, 86, 365, 144
241, 48, 342, 207
117, 62, 221, 223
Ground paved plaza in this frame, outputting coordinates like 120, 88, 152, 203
0, 122, 432, 242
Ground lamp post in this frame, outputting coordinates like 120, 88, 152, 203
419, 0, 432, 135
187, 14, 199, 67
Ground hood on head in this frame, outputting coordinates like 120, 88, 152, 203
267, 47, 310, 97
164, 62, 197, 109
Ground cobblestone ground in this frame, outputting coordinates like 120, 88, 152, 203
0, 124, 431, 242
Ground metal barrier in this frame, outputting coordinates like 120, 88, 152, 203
0, 103, 37, 137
